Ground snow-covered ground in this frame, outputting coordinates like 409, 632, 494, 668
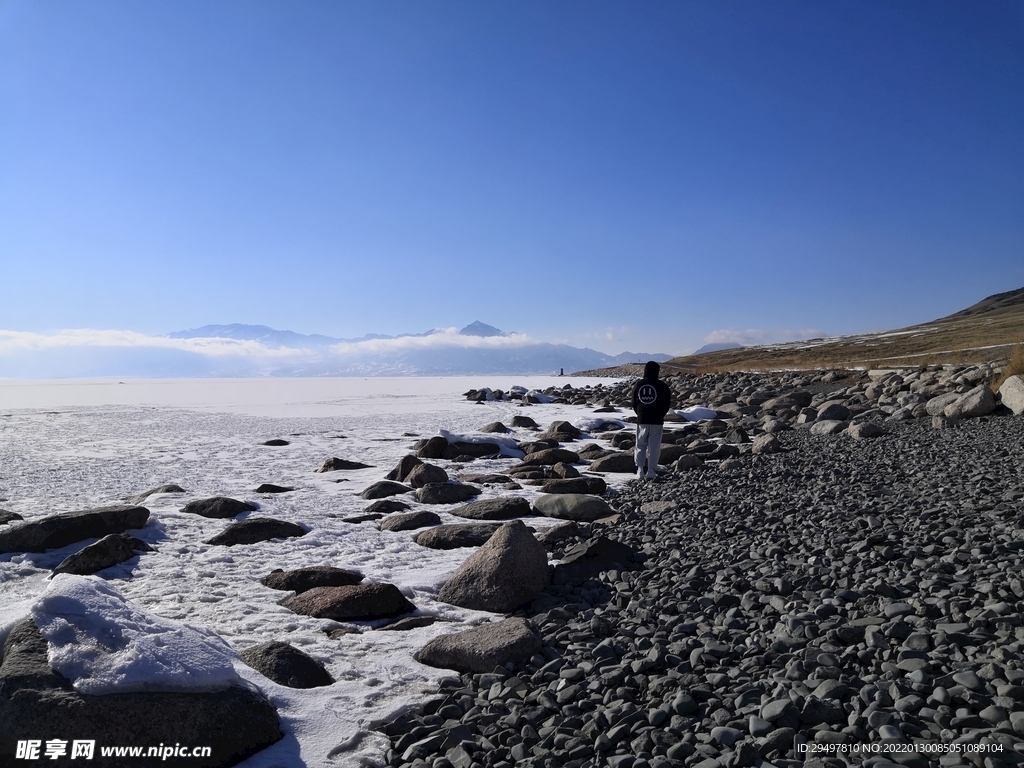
0, 376, 630, 768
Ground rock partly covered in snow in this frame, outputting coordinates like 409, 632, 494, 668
0, 505, 150, 555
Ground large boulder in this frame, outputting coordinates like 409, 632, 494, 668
360, 481, 413, 500
540, 476, 607, 495
260, 566, 363, 594
478, 422, 509, 433
415, 523, 504, 550
436, 521, 550, 612
405, 463, 449, 488
510, 415, 539, 429
126, 484, 186, 504
847, 422, 885, 439
552, 537, 641, 586
239, 642, 333, 689
944, 385, 997, 419
205, 518, 306, 547
282, 583, 415, 621
385, 455, 422, 482
0, 510, 23, 526
316, 457, 373, 472
1000, 375, 1024, 416
363, 499, 410, 515
751, 434, 781, 455
416, 483, 481, 505
925, 392, 962, 416
379, 511, 442, 532
532, 494, 614, 522
414, 618, 542, 673
0, 505, 150, 555
443, 442, 501, 459
448, 497, 532, 521
1, 578, 282, 768
809, 420, 847, 436
50, 534, 153, 578
416, 436, 449, 459
521, 448, 580, 466
816, 403, 851, 421
181, 497, 256, 519
588, 452, 637, 473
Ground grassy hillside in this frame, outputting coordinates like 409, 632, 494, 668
659, 286, 1024, 373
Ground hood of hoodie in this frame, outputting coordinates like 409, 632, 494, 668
643, 360, 660, 379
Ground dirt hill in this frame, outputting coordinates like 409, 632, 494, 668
653, 287, 1024, 373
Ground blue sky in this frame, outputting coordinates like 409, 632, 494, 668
1, 1, 1022, 358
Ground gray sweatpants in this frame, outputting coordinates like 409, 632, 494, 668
634, 424, 663, 477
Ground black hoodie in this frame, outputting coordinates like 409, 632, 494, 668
631, 361, 672, 425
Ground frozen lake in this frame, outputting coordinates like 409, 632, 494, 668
0, 376, 628, 767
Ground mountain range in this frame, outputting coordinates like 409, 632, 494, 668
162, 321, 671, 376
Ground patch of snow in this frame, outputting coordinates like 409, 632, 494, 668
32, 574, 242, 694
677, 406, 719, 421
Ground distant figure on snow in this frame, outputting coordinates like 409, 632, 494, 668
631, 360, 672, 480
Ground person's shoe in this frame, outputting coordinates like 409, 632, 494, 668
646, 473, 658, 480
635, 470, 645, 481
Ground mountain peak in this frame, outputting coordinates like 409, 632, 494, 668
458, 321, 506, 337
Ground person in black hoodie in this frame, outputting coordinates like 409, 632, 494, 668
631, 360, 672, 479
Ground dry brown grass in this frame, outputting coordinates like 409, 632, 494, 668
992, 343, 1024, 391
662, 301, 1024, 373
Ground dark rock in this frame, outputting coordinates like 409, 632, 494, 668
126, 484, 186, 504
0, 505, 150, 555
546, 420, 582, 438
0, 510, 24, 526
181, 497, 256, 519
479, 422, 509, 433
379, 511, 442, 532
317, 457, 373, 472
205, 518, 306, 547
260, 566, 363, 593
456, 473, 512, 485
415, 523, 504, 549
552, 537, 640, 586
539, 476, 607, 494
442, 441, 501, 459
379, 616, 439, 631
448, 497, 532, 521
521, 448, 580, 466
262, 439, 290, 446
360, 481, 413, 500
436, 521, 550, 612
385, 455, 422, 482
282, 583, 415, 621
405, 463, 449, 488
416, 483, 481, 505
50, 534, 152, 578
417, 436, 449, 459
254, 484, 294, 494
363, 499, 410, 515
414, 618, 542, 673
532, 493, 614, 521
239, 641, 333, 689
588, 452, 637, 473
535, 521, 579, 547
510, 415, 539, 429
0, 619, 282, 768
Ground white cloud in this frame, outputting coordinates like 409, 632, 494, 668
0, 329, 314, 359
328, 329, 535, 355
703, 328, 827, 347
0, 327, 540, 361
